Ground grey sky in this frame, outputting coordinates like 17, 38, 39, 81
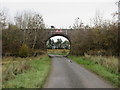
50, 36, 69, 42
0, 0, 118, 41
0, 0, 118, 29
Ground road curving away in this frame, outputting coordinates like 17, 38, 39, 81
44, 55, 114, 88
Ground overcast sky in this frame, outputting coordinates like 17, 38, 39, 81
0, 0, 118, 41
50, 36, 69, 42
0, 0, 118, 29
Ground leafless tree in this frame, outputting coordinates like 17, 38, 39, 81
0, 9, 8, 30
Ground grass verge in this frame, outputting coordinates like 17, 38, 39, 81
68, 55, 119, 87
2, 55, 51, 88
48, 53, 69, 56
47, 49, 70, 56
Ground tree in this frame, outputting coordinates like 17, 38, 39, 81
46, 39, 52, 49
70, 10, 118, 56
0, 9, 8, 30
55, 39, 63, 49
31, 13, 45, 49
14, 11, 45, 50
2, 10, 46, 57
72, 17, 84, 30
62, 40, 70, 49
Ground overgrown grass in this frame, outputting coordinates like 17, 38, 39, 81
84, 54, 118, 74
47, 49, 70, 55
48, 53, 69, 55
2, 55, 51, 88
68, 56, 119, 87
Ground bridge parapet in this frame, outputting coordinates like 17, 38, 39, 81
45, 29, 69, 36
44, 29, 73, 43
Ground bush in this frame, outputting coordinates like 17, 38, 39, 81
19, 44, 30, 58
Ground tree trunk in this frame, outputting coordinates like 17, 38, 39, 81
32, 29, 37, 49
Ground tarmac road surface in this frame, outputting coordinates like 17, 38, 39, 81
45, 54, 114, 88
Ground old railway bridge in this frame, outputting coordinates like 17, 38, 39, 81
44, 29, 73, 54
45, 29, 71, 41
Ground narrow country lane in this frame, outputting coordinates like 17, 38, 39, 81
44, 55, 114, 88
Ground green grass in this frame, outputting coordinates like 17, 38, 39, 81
2, 56, 51, 88
68, 56, 119, 87
47, 49, 70, 56
48, 52, 69, 55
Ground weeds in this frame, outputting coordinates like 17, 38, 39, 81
68, 55, 119, 87
2, 55, 51, 88
2, 60, 31, 82
47, 49, 70, 55
84, 54, 118, 74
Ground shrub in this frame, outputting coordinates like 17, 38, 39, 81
19, 44, 30, 58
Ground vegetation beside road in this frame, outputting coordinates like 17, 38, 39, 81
68, 55, 119, 87
47, 49, 70, 56
1, 4, 118, 88
2, 55, 51, 88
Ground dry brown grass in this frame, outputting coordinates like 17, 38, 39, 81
47, 49, 70, 54
2, 60, 31, 82
2, 55, 47, 83
2, 54, 47, 64
84, 54, 118, 74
